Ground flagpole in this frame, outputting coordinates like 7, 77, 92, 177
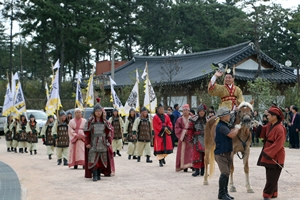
146, 62, 152, 114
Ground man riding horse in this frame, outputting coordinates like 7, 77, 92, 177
208, 64, 244, 111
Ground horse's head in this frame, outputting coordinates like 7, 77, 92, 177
235, 101, 254, 128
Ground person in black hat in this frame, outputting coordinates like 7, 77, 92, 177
153, 104, 173, 167
16, 113, 28, 153
40, 115, 56, 160
67, 111, 73, 121
214, 107, 240, 200
26, 114, 40, 155
108, 108, 124, 157
124, 108, 138, 160
52, 111, 69, 165
208, 64, 244, 111
132, 107, 153, 163
84, 97, 115, 181
4, 115, 14, 152
190, 103, 207, 177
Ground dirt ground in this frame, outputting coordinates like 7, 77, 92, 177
0, 138, 299, 200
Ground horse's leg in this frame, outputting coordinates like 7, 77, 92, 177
229, 153, 236, 192
203, 147, 209, 185
244, 149, 254, 193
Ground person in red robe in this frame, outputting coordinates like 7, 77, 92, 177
153, 104, 173, 167
189, 103, 207, 176
84, 98, 115, 181
175, 104, 194, 172
257, 106, 286, 200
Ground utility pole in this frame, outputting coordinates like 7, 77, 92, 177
9, 0, 14, 84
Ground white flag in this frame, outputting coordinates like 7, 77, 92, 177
2, 82, 14, 116
123, 81, 139, 115
53, 59, 60, 70
110, 76, 125, 115
11, 72, 19, 98
141, 64, 147, 80
45, 82, 50, 101
143, 78, 157, 114
45, 69, 62, 115
85, 72, 94, 107
76, 72, 84, 109
14, 82, 26, 115
136, 69, 140, 83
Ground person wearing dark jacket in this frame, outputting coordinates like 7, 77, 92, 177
289, 105, 300, 149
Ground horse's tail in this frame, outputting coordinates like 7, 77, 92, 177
209, 144, 216, 178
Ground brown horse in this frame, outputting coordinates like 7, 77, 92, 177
203, 101, 254, 193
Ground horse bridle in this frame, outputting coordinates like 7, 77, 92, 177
234, 107, 253, 160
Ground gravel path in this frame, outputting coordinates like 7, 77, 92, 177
0, 139, 299, 200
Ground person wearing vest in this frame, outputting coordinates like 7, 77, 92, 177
153, 104, 173, 167
41, 115, 56, 160
132, 107, 153, 163
17, 114, 28, 153
84, 98, 115, 181
108, 109, 124, 157
214, 107, 240, 200
208, 65, 244, 111
4, 115, 14, 152
190, 103, 207, 177
11, 118, 19, 153
52, 111, 69, 166
124, 108, 138, 160
25, 114, 40, 155
256, 106, 286, 200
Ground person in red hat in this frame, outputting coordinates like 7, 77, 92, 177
175, 104, 194, 172
189, 103, 207, 176
257, 106, 286, 200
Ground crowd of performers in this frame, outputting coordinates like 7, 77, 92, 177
3, 99, 209, 180
2, 66, 287, 200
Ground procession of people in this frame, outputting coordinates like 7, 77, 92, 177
1, 65, 289, 200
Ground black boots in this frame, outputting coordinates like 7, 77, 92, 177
114, 152, 116, 157
192, 169, 200, 177
48, 154, 52, 160
63, 158, 68, 166
30, 151, 32, 155
159, 159, 164, 167
19, 148, 23, 153
132, 156, 137, 159
92, 170, 98, 181
74, 165, 78, 169
183, 168, 188, 172
146, 155, 153, 163
97, 169, 101, 180
128, 155, 131, 160
11, 147, 13, 152
162, 158, 166, 164
137, 156, 141, 162
116, 150, 122, 156
34, 150, 37, 155
14, 148, 17, 153
24, 147, 28, 153
57, 159, 62, 165
200, 167, 205, 176
225, 176, 234, 199
7, 148, 11, 152
218, 174, 233, 200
